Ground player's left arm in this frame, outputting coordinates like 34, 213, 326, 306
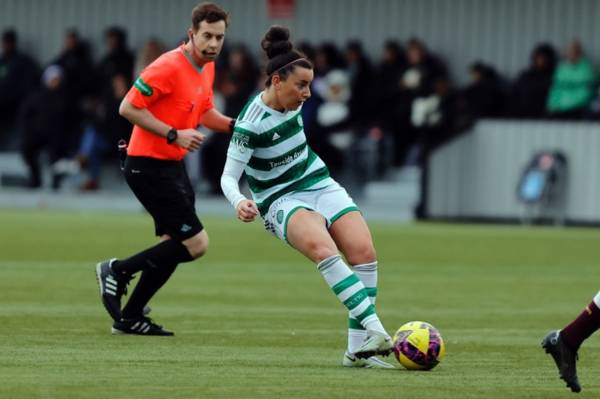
200, 107, 235, 133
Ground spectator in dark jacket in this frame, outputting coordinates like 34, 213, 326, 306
305, 42, 346, 167
510, 43, 557, 118
462, 61, 507, 118
97, 27, 134, 88
413, 76, 472, 219
20, 65, 70, 188
345, 40, 375, 131
394, 38, 448, 165
53, 29, 95, 154
401, 38, 447, 98
372, 40, 405, 132
371, 40, 406, 175
0, 29, 39, 148
76, 73, 132, 190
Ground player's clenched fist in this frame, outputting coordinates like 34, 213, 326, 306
237, 199, 258, 222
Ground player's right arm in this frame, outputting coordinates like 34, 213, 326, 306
119, 100, 204, 151
220, 157, 258, 222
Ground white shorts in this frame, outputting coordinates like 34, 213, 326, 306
263, 181, 360, 242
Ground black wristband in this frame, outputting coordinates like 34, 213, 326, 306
229, 118, 236, 133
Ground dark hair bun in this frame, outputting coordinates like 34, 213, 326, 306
261, 26, 292, 59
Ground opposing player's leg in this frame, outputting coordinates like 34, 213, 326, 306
561, 292, 600, 352
541, 330, 581, 393
542, 291, 600, 393
286, 209, 392, 359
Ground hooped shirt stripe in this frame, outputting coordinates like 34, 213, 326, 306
246, 149, 319, 193
227, 92, 332, 215
248, 142, 307, 171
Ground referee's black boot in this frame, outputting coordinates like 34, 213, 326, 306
542, 330, 581, 393
112, 316, 174, 336
95, 259, 133, 322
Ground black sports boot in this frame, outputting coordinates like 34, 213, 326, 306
95, 259, 133, 321
541, 330, 581, 393
111, 316, 174, 336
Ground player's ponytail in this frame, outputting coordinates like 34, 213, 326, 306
262, 25, 312, 86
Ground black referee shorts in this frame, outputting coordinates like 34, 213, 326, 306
124, 156, 204, 241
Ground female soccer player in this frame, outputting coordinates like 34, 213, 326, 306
220, 26, 394, 368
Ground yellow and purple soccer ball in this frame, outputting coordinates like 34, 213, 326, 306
393, 321, 445, 370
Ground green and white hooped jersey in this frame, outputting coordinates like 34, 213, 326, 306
227, 93, 332, 216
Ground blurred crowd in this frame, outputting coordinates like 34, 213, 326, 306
1, 27, 599, 193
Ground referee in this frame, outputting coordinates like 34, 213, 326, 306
95, 2, 235, 336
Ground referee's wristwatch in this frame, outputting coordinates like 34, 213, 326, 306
166, 128, 178, 144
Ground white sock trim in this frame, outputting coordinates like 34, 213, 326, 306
353, 261, 377, 272
352, 260, 377, 305
363, 316, 388, 337
348, 329, 366, 353
593, 291, 600, 308
317, 254, 342, 273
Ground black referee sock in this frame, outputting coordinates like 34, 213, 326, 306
121, 260, 178, 320
112, 239, 194, 276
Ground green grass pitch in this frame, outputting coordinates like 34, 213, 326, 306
1, 209, 599, 398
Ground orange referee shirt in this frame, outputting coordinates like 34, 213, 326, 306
125, 45, 215, 160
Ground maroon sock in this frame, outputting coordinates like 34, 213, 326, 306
560, 301, 600, 350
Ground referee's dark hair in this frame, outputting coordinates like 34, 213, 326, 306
191, 2, 229, 30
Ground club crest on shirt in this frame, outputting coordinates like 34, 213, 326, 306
232, 132, 249, 153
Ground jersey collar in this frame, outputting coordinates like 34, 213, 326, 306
180, 44, 204, 73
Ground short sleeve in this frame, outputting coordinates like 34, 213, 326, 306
227, 120, 257, 163
125, 62, 174, 109
204, 85, 214, 111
